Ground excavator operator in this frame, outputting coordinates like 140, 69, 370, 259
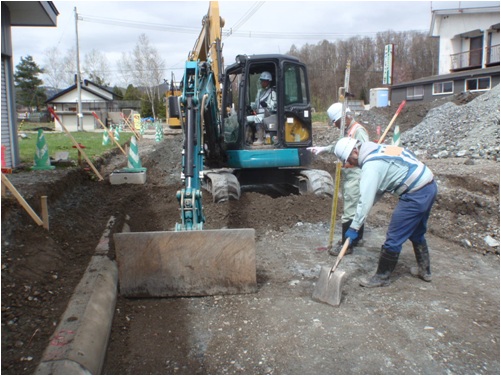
247, 71, 277, 145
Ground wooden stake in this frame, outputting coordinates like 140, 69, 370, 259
41, 196, 49, 230
1, 173, 43, 226
91, 112, 127, 155
378, 100, 406, 144
120, 113, 141, 139
48, 108, 104, 181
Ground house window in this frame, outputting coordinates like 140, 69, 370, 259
465, 77, 491, 92
406, 86, 424, 99
433, 81, 453, 95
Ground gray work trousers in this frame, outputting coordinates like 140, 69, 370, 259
341, 167, 361, 223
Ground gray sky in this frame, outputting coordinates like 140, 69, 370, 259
10, 0, 499, 86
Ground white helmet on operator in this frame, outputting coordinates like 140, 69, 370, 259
334, 137, 358, 164
327, 102, 351, 125
259, 71, 272, 81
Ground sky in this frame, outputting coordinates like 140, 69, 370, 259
9, 0, 500, 87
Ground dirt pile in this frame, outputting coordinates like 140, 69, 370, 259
402, 85, 500, 160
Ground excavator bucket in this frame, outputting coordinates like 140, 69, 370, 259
114, 228, 257, 298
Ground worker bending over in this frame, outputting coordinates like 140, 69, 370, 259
308, 103, 369, 256
334, 137, 438, 287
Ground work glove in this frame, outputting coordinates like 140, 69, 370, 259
345, 228, 359, 245
307, 146, 329, 155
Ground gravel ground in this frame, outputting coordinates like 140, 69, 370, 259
401, 86, 500, 160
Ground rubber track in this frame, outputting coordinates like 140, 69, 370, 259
205, 171, 241, 203
299, 169, 334, 197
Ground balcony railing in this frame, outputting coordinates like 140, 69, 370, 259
450, 44, 500, 71
450, 48, 483, 71
486, 44, 500, 66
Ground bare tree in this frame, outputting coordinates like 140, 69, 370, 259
288, 31, 438, 111
83, 49, 110, 86
41, 47, 65, 90
61, 47, 77, 87
120, 34, 165, 118
116, 52, 131, 88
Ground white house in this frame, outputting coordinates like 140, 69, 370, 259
46, 79, 122, 132
390, 5, 500, 105
430, 6, 500, 75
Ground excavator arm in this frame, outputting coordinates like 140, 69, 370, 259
188, 1, 224, 109
177, 1, 227, 230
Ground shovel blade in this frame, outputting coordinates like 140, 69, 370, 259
114, 228, 257, 298
312, 266, 346, 306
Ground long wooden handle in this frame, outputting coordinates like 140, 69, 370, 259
328, 238, 351, 278
378, 100, 406, 144
328, 161, 342, 249
48, 108, 104, 181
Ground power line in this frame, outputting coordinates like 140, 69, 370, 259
79, 14, 200, 34
79, 13, 426, 41
226, 2, 265, 36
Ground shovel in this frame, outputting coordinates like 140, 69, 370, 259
312, 238, 350, 306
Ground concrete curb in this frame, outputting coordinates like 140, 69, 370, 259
35, 217, 118, 375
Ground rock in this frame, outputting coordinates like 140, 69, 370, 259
461, 239, 472, 248
483, 236, 500, 247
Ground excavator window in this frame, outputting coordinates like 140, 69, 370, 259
222, 72, 241, 143
284, 63, 308, 106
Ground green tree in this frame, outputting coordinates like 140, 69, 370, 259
112, 86, 123, 98
123, 84, 142, 100
14, 55, 46, 111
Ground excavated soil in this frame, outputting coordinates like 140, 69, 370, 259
1, 123, 499, 374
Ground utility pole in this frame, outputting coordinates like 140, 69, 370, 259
339, 58, 351, 137
74, 7, 83, 131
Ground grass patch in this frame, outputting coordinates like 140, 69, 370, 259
18, 121, 55, 132
19, 130, 132, 164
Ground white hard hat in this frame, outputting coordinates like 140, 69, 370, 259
334, 137, 358, 164
327, 102, 350, 124
259, 71, 272, 81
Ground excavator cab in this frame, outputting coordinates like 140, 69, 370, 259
222, 54, 313, 154
208, 54, 333, 199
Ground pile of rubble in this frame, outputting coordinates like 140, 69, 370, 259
401, 85, 500, 160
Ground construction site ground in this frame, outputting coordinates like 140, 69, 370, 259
2, 107, 500, 374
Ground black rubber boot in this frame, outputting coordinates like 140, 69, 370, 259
356, 224, 365, 245
329, 221, 353, 256
360, 247, 399, 287
411, 241, 432, 282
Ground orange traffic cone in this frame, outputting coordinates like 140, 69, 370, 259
1, 145, 12, 173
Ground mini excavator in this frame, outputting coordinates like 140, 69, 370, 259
114, 1, 333, 298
